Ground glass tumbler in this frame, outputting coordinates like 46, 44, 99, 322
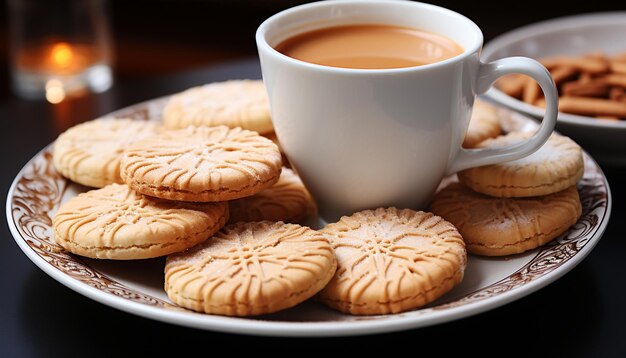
8, 0, 113, 102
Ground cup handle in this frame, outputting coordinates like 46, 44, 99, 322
445, 57, 558, 175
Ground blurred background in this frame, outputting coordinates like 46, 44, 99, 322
0, 0, 624, 101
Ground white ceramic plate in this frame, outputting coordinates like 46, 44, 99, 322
482, 12, 626, 165
7, 97, 611, 337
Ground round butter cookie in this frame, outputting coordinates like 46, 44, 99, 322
263, 132, 290, 168
430, 183, 582, 256
318, 208, 466, 315
53, 184, 228, 260
165, 221, 336, 316
163, 80, 273, 134
458, 132, 584, 197
264, 132, 282, 152
228, 168, 315, 224
463, 99, 502, 148
53, 118, 161, 188
120, 125, 282, 202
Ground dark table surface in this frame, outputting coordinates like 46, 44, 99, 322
1, 59, 625, 356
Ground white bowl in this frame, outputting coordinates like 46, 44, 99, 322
482, 12, 626, 166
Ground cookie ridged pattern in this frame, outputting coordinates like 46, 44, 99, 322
459, 132, 584, 197
52, 184, 229, 260
163, 80, 274, 134
318, 207, 466, 315
120, 125, 282, 202
228, 168, 316, 224
431, 183, 582, 256
52, 118, 161, 188
165, 221, 336, 316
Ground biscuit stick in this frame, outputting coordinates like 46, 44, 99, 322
600, 73, 626, 88
496, 75, 526, 97
541, 56, 609, 74
585, 52, 607, 60
522, 77, 540, 103
558, 97, 626, 117
534, 98, 546, 108
551, 66, 579, 85
612, 52, 626, 62
562, 81, 609, 97
610, 61, 626, 75
610, 87, 626, 102
579, 72, 593, 84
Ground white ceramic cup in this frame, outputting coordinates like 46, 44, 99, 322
256, 0, 558, 222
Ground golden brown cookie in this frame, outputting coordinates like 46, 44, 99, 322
458, 132, 584, 197
228, 168, 315, 224
318, 208, 466, 315
53, 118, 161, 188
120, 125, 282, 202
463, 100, 502, 148
263, 132, 290, 168
430, 183, 582, 256
53, 184, 228, 260
165, 221, 336, 316
162, 80, 273, 134
264, 132, 283, 152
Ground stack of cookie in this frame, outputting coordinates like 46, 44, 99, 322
51, 80, 337, 317
50, 83, 583, 318
53, 122, 302, 257
50, 80, 471, 317
432, 120, 585, 256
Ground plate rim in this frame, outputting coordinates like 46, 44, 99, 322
6, 101, 612, 337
